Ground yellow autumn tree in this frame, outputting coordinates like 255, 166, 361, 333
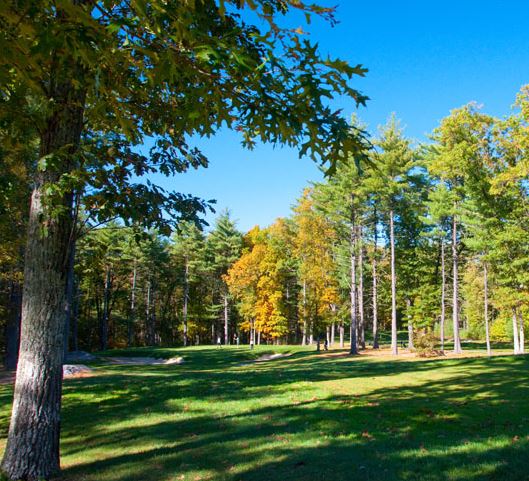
293, 188, 340, 344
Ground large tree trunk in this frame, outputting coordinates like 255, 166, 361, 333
1, 69, 85, 480
390, 209, 398, 355
183, 257, 189, 347
452, 213, 462, 354
440, 240, 446, 352
483, 261, 491, 356
4, 281, 22, 370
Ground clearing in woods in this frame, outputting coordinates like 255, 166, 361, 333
1, 345, 528, 481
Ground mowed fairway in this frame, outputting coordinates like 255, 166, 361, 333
2, 346, 529, 481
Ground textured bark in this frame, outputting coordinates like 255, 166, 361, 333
1, 64, 85, 479
100, 266, 111, 350
183, 257, 189, 347
224, 294, 229, 345
512, 309, 520, 355
349, 202, 358, 355
301, 280, 307, 346
440, 240, 446, 352
452, 214, 462, 354
128, 262, 137, 347
4, 281, 22, 370
483, 262, 491, 356
518, 310, 525, 354
406, 298, 414, 350
64, 241, 76, 357
372, 207, 379, 349
390, 210, 398, 355
358, 226, 365, 349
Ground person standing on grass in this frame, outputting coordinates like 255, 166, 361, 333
217, 336, 222, 348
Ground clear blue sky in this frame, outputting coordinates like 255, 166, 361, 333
152, 1, 529, 232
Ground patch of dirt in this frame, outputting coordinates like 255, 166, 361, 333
63, 364, 93, 378
102, 356, 184, 365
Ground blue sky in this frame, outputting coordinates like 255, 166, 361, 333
153, 1, 529, 232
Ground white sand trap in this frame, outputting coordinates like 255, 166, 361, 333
103, 356, 184, 365
239, 353, 291, 366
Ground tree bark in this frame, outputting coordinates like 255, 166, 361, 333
339, 321, 344, 348
406, 298, 414, 350
64, 241, 76, 357
1, 65, 85, 479
301, 280, 307, 346
483, 261, 491, 356
440, 240, 446, 352
518, 309, 524, 354
128, 261, 137, 347
224, 294, 229, 345
452, 213, 462, 354
183, 256, 189, 347
358, 226, 365, 349
372, 206, 379, 349
390, 209, 398, 355
100, 265, 111, 350
512, 309, 520, 355
350, 202, 358, 355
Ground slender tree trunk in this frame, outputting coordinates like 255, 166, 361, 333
440, 240, 446, 352
224, 294, 229, 345
518, 310, 525, 354
358, 226, 365, 349
1, 66, 85, 479
257, 330, 261, 345
512, 309, 520, 354
406, 298, 414, 350
350, 206, 358, 355
146, 279, 152, 345
339, 321, 344, 348
301, 280, 307, 346
452, 213, 462, 354
71, 280, 79, 352
128, 261, 137, 347
64, 240, 76, 357
390, 209, 398, 355
330, 320, 335, 346
483, 261, 491, 356
372, 206, 379, 349
100, 265, 111, 350
4, 281, 22, 370
183, 257, 189, 347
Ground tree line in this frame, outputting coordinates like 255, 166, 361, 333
4, 94, 528, 363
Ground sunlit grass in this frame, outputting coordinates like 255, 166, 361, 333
1, 344, 529, 480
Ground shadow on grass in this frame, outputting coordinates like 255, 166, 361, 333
2, 348, 529, 480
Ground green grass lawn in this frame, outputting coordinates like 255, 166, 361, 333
2, 345, 529, 481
